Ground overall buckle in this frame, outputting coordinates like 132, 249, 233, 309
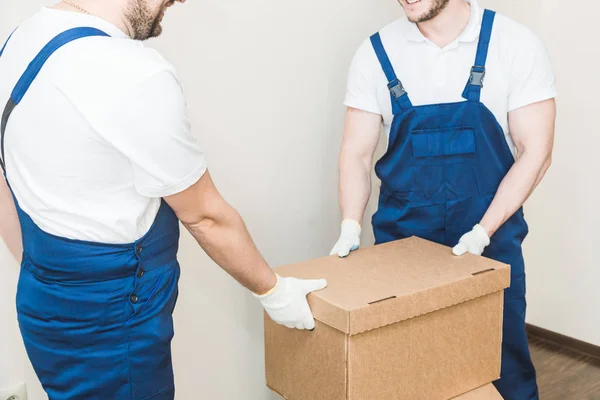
469, 66, 486, 87
387, 78, 407, 99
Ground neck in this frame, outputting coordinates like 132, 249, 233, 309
52, 0, 134, 38
417, 0, 471, 48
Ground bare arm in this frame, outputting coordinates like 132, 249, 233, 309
0, 175, 22, 263
338, 107, 382, 224
480, 98, 556, 236
163, 170, 277, 295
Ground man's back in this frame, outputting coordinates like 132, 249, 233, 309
0, 7, 206, 244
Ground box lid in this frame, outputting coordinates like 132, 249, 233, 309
275, 237, 510, 335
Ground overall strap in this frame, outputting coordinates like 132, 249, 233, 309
370, 33, 413, 115
462, 9, 496, 102
0, 27, 110, 174
0, 29, 16, 58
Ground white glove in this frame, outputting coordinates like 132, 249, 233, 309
255, 274, 327, 330
330, 219, 361, 258
452, 224, 491, 256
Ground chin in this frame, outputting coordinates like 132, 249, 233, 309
150, 27, 163, 39
148, 19, 163, 39
406, 14, 419, 23
405, 13, 423, 23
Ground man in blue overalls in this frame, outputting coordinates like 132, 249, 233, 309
0, 1, 326, 398
330, 0, 556, 398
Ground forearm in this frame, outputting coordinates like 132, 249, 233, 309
339, 155, 372, 225
0, 177, 22, 263
165, 170, 325, 331
480, 98, 555, 237
337, 108, 382, 226
184, 205, 277, 295
480, 150, 551, 237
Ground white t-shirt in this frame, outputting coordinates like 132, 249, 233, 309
344, 0, 557, 157
0, 8, 206, 243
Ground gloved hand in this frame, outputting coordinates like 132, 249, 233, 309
452, 224, 490, 256
330, 219, 361, 258
255, 274, 327, 330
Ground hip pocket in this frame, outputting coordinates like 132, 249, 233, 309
127, 264, 180, 400
125, 263, 180, 325
446, 195, 493, 231
373, 194, 446, 245
17, 259, 128, 331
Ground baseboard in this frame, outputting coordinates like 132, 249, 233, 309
526, 324, 600, 361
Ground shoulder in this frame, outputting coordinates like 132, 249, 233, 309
378, 18, 407, 41
97, 36, 172, 69
351, 19, 407, 68
491, 12, 547, 55
55, 36, 183, 117
488, 11, 554, 79
364, 18, 407, 53
77, 35, 178, 84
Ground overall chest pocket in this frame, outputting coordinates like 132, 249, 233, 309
409, 127, 478, 199
411, 126, 475, 159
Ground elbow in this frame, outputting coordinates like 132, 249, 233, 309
533, 153, 553, 187
339, 151, 372, 177
181, 204, 241, 239
183, 216, 215, 240
541, 153, 553, 175
520, 144, 553, 175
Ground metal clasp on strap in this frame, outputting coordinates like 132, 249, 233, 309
469, 66, 486, 87
387, 78, 407, 99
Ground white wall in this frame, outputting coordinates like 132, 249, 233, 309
1, 0, 598, 399
517, 0, 600, 346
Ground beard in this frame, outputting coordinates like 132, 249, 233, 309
125, 0, 164, 41
406, 0, 451, 23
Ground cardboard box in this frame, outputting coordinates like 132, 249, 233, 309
452, 384, 503, 399
265, 237, 510, 400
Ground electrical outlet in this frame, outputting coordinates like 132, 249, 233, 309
0, 382, 27, 400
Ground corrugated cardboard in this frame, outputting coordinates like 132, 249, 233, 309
452, 384, 503, 399
265, 237, 510, 400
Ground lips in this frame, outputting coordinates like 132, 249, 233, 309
407, 0, 421, 4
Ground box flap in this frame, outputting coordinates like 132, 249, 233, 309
275, 237, 510, 335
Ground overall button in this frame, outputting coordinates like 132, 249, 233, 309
136, 244, 143, 255
137, 269, 145, 278
130, 294, 139, 304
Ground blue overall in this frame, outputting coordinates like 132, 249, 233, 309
370, 10, 538, 400
1, 29, 180, 399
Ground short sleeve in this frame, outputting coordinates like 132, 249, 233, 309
343, 40, 382, 115
96, 69, 206, 198
507, 30, 557, 112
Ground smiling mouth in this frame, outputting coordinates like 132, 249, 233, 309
407, 0, 421, 4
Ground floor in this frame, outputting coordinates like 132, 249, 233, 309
529, 335, 600, 399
